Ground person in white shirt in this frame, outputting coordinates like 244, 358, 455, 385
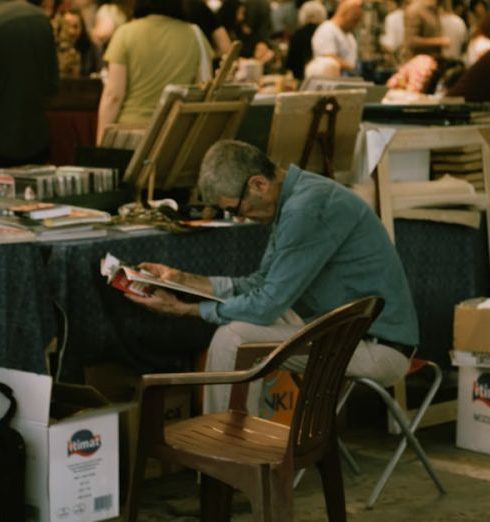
311, 0, 363, 73
440, 4, 468, 60
380, 0, 405, 56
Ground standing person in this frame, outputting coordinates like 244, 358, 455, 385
0, 0, 59, 167
184, 0, 232, 58
403, 0, 450, 59
285, 0, 328, 80
380, 0, 405, 59
52, 7, 99, 76
311, 0, 364, 74
96, 0, 213, 144
243, 0, 272, 56
440, 0, 468, 60
127, 140, 419, 415
468, 0, 489, 35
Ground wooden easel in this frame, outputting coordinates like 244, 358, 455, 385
122, 42, 255, 203
299, 96, 340, 178
267, 90, 365, 180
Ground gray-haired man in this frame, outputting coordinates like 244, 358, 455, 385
127, 140, 418, 414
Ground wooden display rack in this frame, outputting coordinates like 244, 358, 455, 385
373, 124, 490, 429
267, 89, 366, 180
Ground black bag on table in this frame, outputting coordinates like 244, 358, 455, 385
0, 382, 26, 522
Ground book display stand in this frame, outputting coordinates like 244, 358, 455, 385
267, 89, 366, 182
372, 124, 490, 429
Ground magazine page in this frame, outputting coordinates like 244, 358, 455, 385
101, 253, 224, 302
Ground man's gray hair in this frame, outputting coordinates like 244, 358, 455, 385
299, 1, 327, 26
198, 140, 276, 205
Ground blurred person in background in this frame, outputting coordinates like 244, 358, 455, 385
72, 0, 97, 36
242, 0, 272, 56
311, 0, 364, 74
380, 0, 405, 61
304, 54, 341, 77
466, 11, 490, 65
218, 0, 251, 51
439, 0, 468, 60
91, 2, 127, 65
96, 0, 212, 144
218, 0, 276, 70
403, 0, 450, 59
0, 0, 59, 166
285, 0, 327, 79
184, 0, 231, 59
468, 0, 489, 35
52, 7, 99, 76
270, 0, 298, 38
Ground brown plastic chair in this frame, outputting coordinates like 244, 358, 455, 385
124, 296, 384, 522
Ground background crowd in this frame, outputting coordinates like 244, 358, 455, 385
4, 0, 490, 167
20, 0, 490, 98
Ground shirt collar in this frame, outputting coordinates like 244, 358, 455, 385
275, 164, 302, 225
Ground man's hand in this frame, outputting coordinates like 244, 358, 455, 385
125, 289, 200, 317
138, 262, 184, 284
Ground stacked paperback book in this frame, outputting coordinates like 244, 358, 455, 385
431, 145, 485, 192
0, 165, 119, 200
0, 200, 111, 243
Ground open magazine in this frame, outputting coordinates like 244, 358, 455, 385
100, 252, 224, 302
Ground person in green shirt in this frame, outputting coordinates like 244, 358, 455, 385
96, 0, 213, 144
128, 140, 419, 414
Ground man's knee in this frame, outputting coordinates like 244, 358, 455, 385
206, 322, 251, 371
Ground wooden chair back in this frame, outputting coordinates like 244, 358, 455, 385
126, 296, 383, 522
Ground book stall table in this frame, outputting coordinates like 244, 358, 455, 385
0, 242, 56, 374
40, 224, 270, 381
0, 218, 488, 384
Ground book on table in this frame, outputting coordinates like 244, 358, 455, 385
0, 215, 108, 241
100, 252, 224, 302
10, 201, 72, 220
0, 221, 36, 244
41, 206, 111, 227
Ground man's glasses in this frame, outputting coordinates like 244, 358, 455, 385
224, 177, 249, 218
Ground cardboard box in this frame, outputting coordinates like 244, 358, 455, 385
452, 351, 490, 454
259, 370, 300, 426
0, 368, 122, 522
454, 298, 490, 352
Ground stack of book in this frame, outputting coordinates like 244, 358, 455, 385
431, 146, 485, 192
0, 221, 36, 244
101, 124, 146, 150
0, 200, 111, 242
0, 165, 119, 199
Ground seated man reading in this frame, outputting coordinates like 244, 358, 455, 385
127, 139, 419, 414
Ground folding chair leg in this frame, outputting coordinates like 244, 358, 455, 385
293, 468, 306, 489
338, 438, 361, 475
355, 377, 446, 508
294, 437, 361, 491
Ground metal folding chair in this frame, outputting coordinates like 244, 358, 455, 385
335, 358, 447, 508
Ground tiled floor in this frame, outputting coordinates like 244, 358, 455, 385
113, 422, 490, 521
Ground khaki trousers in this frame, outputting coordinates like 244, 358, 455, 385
203, 312, 410, 415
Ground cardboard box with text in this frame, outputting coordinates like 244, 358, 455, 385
0, 368, 122, 522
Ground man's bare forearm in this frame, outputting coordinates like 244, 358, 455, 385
181, 272, 214, 296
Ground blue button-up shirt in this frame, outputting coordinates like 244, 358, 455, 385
200, 165, 419, 346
